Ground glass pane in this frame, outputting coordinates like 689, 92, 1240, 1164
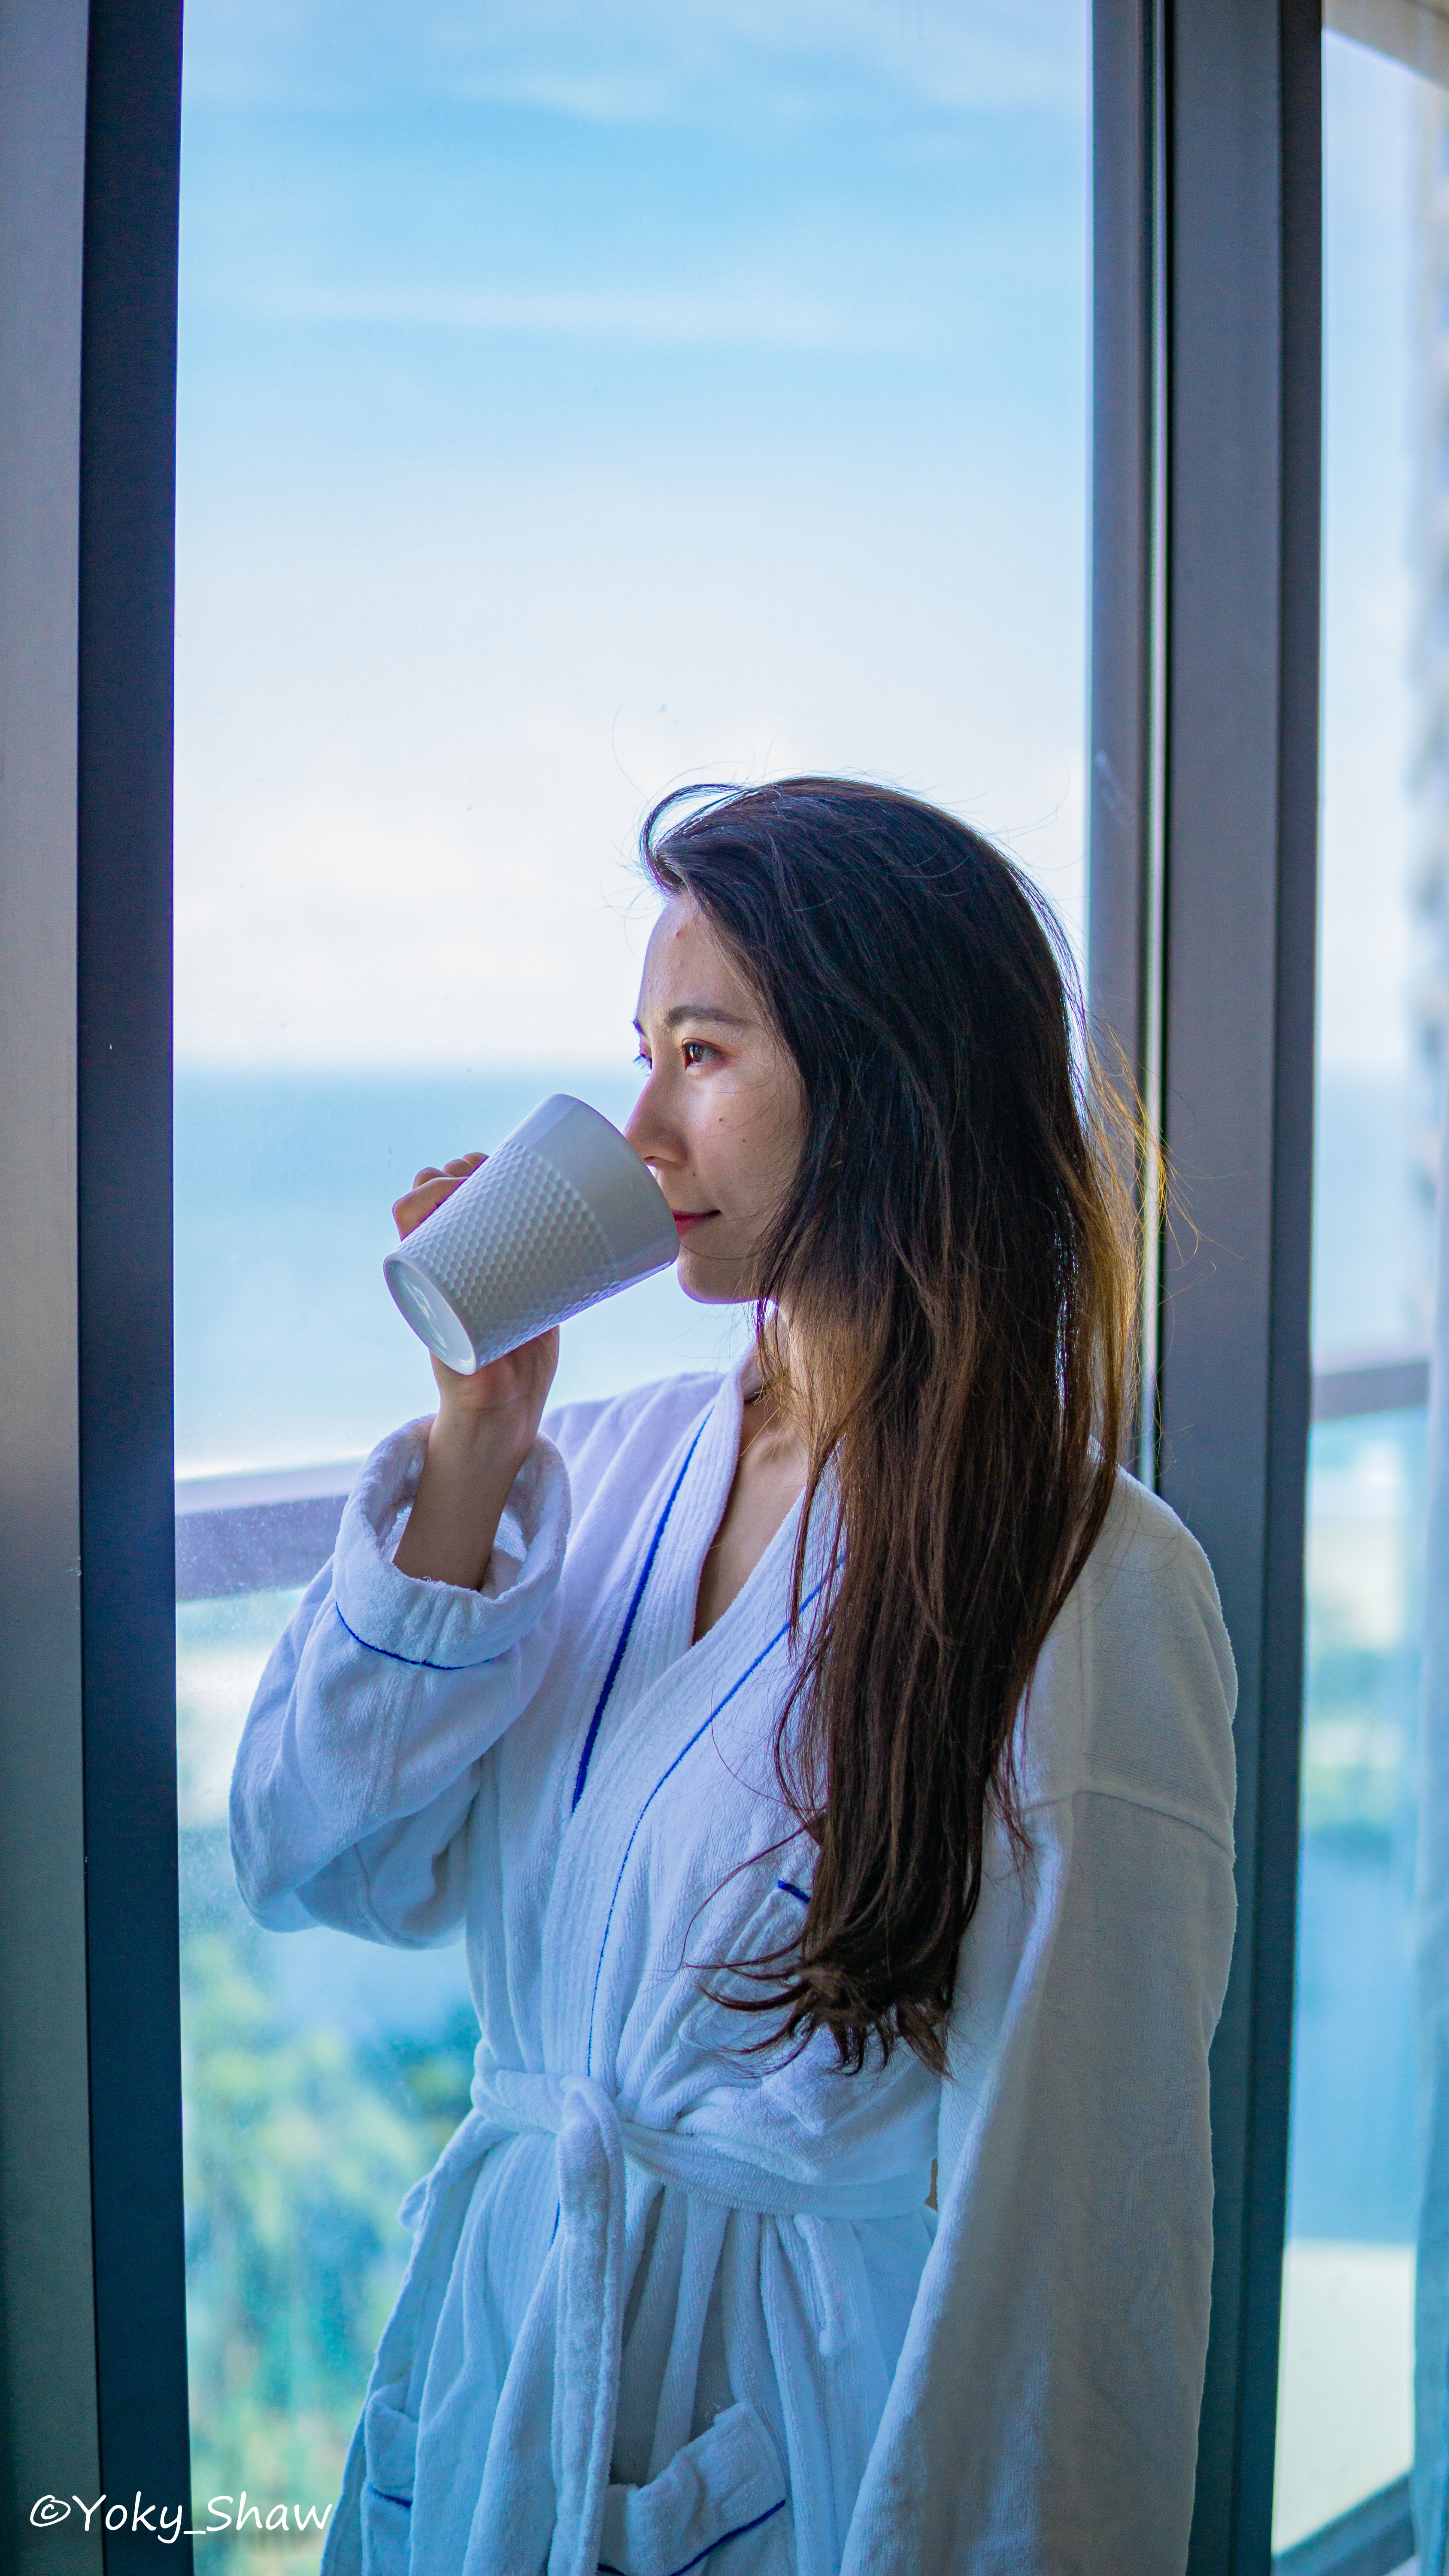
174, 0, 1090, 2555
174, 0, 1090, 1482
1276, 1410, 1426, 2547
1275, 29, 1442, 2552
179, 1587, 476, 2539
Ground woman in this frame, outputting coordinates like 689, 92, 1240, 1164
230, 778, 1237, 2576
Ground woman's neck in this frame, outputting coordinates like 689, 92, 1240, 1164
693, 1360, 810, 1643
739, 1338, 799, 1458
738, 1374, 782, 1458
741, 1312, 810, 1438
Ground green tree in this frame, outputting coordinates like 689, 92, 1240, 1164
181, 1887, 472, 2571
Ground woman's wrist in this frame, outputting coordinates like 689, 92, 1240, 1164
428, 1391, 537, 1470
392, 1403, 538, 1589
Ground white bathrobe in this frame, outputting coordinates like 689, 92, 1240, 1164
230, 1353, 1237, 2576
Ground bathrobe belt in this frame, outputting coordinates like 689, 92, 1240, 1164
387, 2063, 933, 2576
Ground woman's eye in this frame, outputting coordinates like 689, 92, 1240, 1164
634, 1049, 651, 1070
682, 1039, 714, 1067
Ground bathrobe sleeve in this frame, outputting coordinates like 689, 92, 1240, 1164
840, 1474, 1238, 2576
228, 1414, 570, 1946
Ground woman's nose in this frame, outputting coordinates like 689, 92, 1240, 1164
624, 1075, 676, 1168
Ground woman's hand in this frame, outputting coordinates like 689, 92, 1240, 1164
393, 1154, 561, 1428
391, 1153, 561, 1588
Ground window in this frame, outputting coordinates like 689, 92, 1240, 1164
1273, 25, 1442, 2557
172, 0, 1091, 2530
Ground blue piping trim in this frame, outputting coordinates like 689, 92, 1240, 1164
585, 1580, 825, 2072
776, 1879, 810, 1906
571, 1419, 709, 1812
598, 2494, 787, 2576
333, 1603, 470, 1674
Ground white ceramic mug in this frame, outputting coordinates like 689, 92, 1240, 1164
382, 1094, 679, 1373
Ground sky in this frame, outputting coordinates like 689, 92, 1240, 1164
172, 6, 1432, 1088
172, 0, 1090, 1072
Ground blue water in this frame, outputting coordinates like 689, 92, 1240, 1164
1291, 1072, 1424, 2242
174, 1066, 747, 1476
1289, 1836, 1418, 2241
176, 1060, 1424, 1476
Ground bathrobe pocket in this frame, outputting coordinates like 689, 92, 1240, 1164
359, 2373, 416, 2576
598, 2400, 788, 2576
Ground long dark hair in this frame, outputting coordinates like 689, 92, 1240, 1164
643, 778, 1135, 2075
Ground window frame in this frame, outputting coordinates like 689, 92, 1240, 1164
0, 0, 188, 2564
76, 0, 189, 2546
1088, 0, 1325, 2565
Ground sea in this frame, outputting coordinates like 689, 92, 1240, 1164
174, 1057, 1424, 1476
174, 1063, 750, 1479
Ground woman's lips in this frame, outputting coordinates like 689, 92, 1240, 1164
672, 1210, 716, 1234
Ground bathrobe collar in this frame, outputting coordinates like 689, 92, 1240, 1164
567, 1345, 834, 1813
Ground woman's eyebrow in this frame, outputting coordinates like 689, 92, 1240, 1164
634, 1004, 753, 1034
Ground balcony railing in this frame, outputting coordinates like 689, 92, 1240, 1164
173, 1347, 1436, 1605
1274, 2475, 1414, 2576
176, 1455, 363, 1602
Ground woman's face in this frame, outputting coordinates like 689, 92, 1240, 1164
626, 893, 806, 1306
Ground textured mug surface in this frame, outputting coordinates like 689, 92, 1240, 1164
383, 1095, 679, 1373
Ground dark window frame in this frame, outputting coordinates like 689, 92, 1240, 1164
77, 0, 188, 2551
0, 0, 188, 2567
1089, 0, 1356, 2567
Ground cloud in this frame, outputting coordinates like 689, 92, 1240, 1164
173, 0, 1089, 1075
250, 278, 927, 355
173, 459, 1085, 1069
183, 0, 1085, 125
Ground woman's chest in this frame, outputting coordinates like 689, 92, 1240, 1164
464, 1649, 938, 2181
475, 1574, 814, 2077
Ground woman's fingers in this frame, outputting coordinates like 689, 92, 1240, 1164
409, 1151, 483, 1188
393, 1151, 486, 1241
394, 1178, 455, 1238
